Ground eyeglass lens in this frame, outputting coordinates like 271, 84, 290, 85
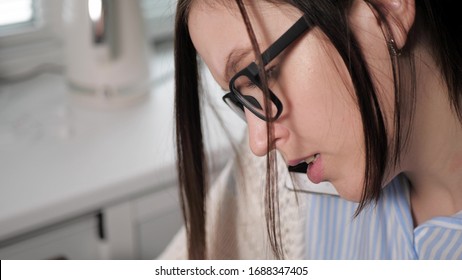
233, 75, 278, 120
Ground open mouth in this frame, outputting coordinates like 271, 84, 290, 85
288, 161, 308, 173
288, 154, 319, 173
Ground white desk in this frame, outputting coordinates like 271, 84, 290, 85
0, 46, 245, 259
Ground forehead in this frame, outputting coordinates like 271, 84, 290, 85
188, 1, 300, 87
188, 1, 243, 61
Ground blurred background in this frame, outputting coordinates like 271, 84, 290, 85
0, 0, 244, 259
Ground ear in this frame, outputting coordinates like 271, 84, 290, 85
377, 0, 416, 49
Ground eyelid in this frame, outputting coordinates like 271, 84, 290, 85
225, 48, 253, 82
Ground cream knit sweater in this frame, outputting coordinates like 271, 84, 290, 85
158, 138, 309, 260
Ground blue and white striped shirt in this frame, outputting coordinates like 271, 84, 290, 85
302, 175, 462, 259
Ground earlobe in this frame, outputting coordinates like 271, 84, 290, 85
380, 0, 416, 49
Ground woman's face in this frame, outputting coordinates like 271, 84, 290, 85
188, 0, 395, 201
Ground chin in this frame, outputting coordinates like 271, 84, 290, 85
339, 192, 362, 203
331, 179, 364, 203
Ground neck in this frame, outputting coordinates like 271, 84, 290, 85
401, 46, 462, 226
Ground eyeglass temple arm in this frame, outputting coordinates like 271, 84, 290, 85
261, 16, 311, 65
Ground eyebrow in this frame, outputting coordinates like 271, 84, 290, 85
224, 47, 253, 83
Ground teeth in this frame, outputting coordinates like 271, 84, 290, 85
305, 154, 319, 165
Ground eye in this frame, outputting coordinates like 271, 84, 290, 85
245, 80, 258, 89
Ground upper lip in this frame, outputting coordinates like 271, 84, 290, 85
287, 154, 317, 167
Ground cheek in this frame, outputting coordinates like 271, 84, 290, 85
282, 38, 363, 146
280, 37, 368, 201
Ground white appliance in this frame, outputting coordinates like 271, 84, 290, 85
62, 0, 151, 108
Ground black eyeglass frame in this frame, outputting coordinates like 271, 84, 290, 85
223, 15, 311, 122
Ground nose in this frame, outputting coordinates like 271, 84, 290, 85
245, 109, 288, 157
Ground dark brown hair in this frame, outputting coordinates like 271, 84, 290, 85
174, 0, 462, 259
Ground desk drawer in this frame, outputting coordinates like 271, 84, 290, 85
0, 216, 101, 260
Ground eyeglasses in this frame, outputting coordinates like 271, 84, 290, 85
223, 15, 312, 122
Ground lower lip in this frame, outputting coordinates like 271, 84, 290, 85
307, 155, 323, 184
